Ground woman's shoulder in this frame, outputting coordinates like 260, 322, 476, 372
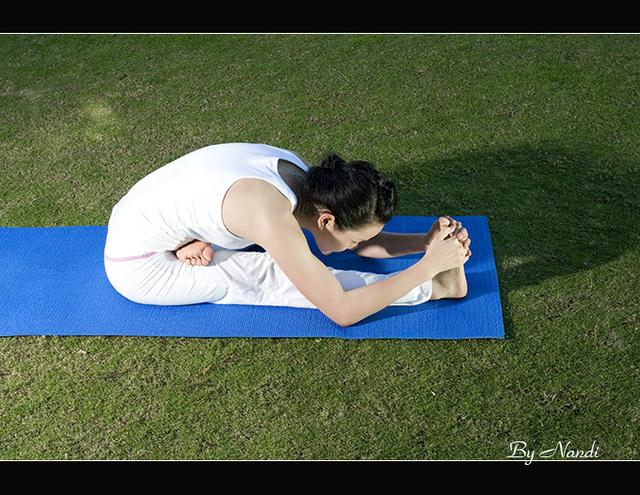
222, 178, 295, 241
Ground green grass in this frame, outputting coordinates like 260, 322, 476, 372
0, 34, 639, 460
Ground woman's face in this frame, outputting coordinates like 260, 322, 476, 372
314, 213, 384, 255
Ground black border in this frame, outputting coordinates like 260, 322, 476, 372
1, 3, 637, 33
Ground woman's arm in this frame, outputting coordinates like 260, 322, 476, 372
254, 200, 434, 327
265, 225, 434, 327
353, 231, 426, 259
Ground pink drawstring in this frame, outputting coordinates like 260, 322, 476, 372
104, 251, 159, 262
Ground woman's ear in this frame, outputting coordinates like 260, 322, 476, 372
316, 210, 334, 230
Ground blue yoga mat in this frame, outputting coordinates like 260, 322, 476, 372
0, 216, 504, 340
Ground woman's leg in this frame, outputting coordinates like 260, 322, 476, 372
105, 248, 432, 307
104, 250, 230, 305
208, 249, 432, 308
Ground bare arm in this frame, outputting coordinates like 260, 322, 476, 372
353, 231, 426, 259
254, 200, 434, 327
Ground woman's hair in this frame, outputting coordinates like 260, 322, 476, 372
296, 152, 398, 231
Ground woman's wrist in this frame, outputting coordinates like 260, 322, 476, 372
418, 253, 437, 281
406, 233, 428, 255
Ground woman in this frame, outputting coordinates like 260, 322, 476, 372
104, 143, 471, 327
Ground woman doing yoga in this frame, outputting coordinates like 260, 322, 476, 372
104, 143, 471, 327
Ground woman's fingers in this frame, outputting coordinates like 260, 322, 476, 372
439, 218, 472, 255
440, 224, 456, 240
456, 227, 468, 241
442, 216, 464, 240
445, 217, 467, 240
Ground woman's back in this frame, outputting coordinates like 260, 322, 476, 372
104, 143, 309, 257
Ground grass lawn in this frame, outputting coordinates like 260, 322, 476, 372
0, 34, 638, 460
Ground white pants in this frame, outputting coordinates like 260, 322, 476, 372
104, 245, 432, 308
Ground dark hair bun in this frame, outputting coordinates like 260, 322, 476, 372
319, 153, 346, 171
298, 150, 397, 230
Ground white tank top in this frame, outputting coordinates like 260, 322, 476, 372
104, 143, 310, 257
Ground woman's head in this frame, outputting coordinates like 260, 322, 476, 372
295, 152, 398, 254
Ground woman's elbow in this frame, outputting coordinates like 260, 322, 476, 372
335, 317, 352, 328
326, 310, 349, 328
332, 310, 358, 328
315, 292, 353, 328
326, 307, 353, 328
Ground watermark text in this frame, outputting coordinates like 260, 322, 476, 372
508, 440, 600, 464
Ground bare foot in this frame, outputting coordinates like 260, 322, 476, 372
431, 219, 471, 300
175, 240, 214, 266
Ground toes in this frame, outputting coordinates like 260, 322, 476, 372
452, 222, 461, 238
457, 228, 469, 241
462, 239, 471, 255
438, 216, 451, 228
442, 217, 461, 239
201, 246, 213, 263
446, 216, 459, 230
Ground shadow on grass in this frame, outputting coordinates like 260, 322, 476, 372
397, 141, 640, 338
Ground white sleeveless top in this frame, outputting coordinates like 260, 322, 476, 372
104, 143, 310, 257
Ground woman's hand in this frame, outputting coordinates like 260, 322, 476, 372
423, 216, 471, 257
420, 224, 471, 278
